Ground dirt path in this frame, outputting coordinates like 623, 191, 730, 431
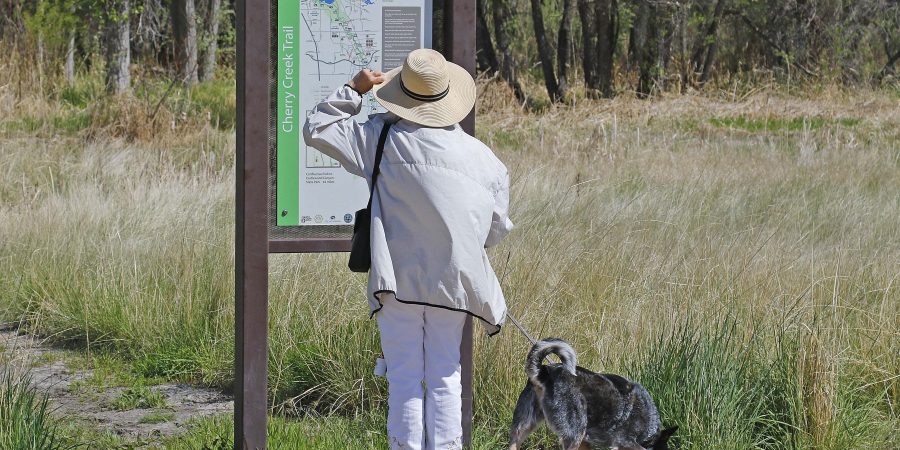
0, 327, 233, 444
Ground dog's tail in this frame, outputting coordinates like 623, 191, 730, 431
526, 338, 577, 384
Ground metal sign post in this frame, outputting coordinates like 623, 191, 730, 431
235, 0, 270, 448
235, 0, 475, 447
443, 0, 477, 444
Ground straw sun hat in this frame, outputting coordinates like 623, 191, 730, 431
373, 48, 476, 128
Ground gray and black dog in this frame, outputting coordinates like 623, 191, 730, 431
508, 338, 677, 450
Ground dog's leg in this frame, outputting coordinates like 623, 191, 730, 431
560, 430, 586, 450
547, 391, 587, 450
509, 419, 541, 450
509, 383, 543, 450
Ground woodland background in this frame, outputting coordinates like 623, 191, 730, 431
1, 0, 898, 101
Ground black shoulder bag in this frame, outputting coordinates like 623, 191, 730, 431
348, 122, 392, 272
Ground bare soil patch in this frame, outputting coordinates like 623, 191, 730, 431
0, 327, 233, 444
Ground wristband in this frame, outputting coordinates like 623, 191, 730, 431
343, 83, 363, 96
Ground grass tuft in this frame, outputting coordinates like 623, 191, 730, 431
110, 386, 167, 411
139, 410, 176, 424
0, 369, 64, 450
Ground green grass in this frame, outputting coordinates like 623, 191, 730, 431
28, 351, 58, 368
110, 386, 167, 411
65, 350, 170, 392
628, 318, 895, 449
139, 410, 176, 424
56, 423, 130, 449
0, 80, 897, 447
189, 78, 238, 130
0, 111, 92, 134
707, 115, 861, 132
0, 369, 64, 450
161, 412, 511, 450
0, 72, 236, 140
162, 414, 389, 449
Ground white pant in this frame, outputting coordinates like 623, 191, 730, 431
376, 293, 466, 450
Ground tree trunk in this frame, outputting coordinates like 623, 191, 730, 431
64, 30, 75, 83
104, 0, 130, 94
531, 0, 560, 101
691, 0, 726, 84
676, 4, 689, 93
475, 0, 499, 74
556, 0, 574, 101
493, 0, 527, 103
199, 0, 220, 82
656, 4, 675, 92
580, 0, 617, 97
170, 0, 199, 85
37, 32, 44, 91
135, 0, 167, 63
630, 0, 658, 97
578, 0, 598, 93
432, 0, 445, 53
594, 0, 617, 97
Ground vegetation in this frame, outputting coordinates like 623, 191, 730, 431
161, 412, 519, 449
1, 0, 898, 103
0, 369, 64, 450
139, 410, 176, 424
110, 386, 168, 411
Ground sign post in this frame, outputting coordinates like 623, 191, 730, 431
235, 0, 475, 446
235, 0, 270, 448
443, 0, 477, 443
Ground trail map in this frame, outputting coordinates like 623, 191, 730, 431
277, 0, 429, 227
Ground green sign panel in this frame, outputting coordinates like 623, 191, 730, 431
277, 0, 301, 226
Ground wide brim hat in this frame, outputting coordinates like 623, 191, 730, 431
373, 48, 476, 128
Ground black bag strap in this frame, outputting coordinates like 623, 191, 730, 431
367, 122, 392, 210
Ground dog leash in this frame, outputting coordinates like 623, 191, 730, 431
505, 311, 537, 345
499, 251, 538, 346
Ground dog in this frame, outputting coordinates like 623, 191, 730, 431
508, 338, 677, 450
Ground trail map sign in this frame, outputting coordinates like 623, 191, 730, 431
236, 0, 474, 447
276, 0, 431, 226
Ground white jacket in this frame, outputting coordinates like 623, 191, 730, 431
303, 85, 514, 335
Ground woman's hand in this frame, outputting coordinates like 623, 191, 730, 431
348, 69, 385, 94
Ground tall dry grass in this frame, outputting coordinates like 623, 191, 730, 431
1, 56, 898, 448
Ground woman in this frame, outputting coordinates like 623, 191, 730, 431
304, 48, 513, 450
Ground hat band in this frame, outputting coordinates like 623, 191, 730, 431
399, 75, 450, 102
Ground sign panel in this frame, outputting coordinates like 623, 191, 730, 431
276, 0, 431, 226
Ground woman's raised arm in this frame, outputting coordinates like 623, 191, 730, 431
302, 69, 386, 179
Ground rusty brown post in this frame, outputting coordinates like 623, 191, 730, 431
442, 0, 476, 446
444, 0, 476, 135
235, 0, 270, 448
